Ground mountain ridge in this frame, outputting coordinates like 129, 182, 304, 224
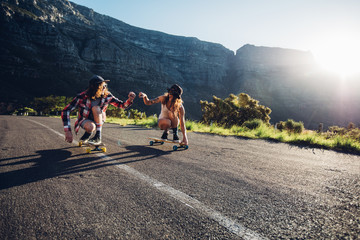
1, 0, 359, 129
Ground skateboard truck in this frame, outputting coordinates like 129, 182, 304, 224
79, 141, 107, 153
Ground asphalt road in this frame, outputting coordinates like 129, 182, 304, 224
0, 115, 359, 239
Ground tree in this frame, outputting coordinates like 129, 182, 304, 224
276, 119, 304, 133
200, 93, 271, 127
31, 95, 72, 115
13, 107, 37, 116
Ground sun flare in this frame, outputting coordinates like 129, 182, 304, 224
311, 34, 360, 78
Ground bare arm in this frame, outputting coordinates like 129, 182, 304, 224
139, 92, 163, 105
179, 105, 188, 145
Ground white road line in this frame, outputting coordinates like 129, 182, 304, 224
27, 118, 268, 240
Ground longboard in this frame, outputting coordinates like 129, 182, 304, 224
79, 141, 106, 153
148, 137, 188, 151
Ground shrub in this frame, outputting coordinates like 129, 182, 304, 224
31, 95, 73, 115
147, 116, 158, 127
106, 105, 127, 118
276, 121, 285, 131
13, 107, 37, 116
200, 93, 271, 128
347, 122, 356, 130
328, 126, 346, 135
243, 119, 262, 130
185, 121, 196, 131
230, 125, 245, 134
129, 109, 147, 119
347, 129, 360, 142
285, 119, 295, 130
276, 119, 304, 133
293, 122, 304, 134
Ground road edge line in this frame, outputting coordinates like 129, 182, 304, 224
27, 118, 268, 240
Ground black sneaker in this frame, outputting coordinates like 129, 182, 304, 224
80, 132, 91, 142
161, 130, 169, 139
173, 133, 179, 141
88, 134, 102, 145
172, 127, 179, 141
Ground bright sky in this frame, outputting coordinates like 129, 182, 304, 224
70, 0, 360, 76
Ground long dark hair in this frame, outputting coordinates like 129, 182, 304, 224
163, 87, 183, 114
87, 83, 109, 100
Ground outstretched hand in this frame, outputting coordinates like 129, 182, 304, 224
128, 91, 136, 101
138, 92, 147, 98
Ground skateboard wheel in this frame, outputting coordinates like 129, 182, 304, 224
173, 145, 178, 151
78, 142, 82, 147
161, 141, 164, 145
86, 148, 91, 153
150, 141, 154, 146
184, 145, 189, 150
101, 147, 106, 153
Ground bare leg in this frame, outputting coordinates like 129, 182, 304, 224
158, 118, 170, 139
168, 111, 179, 128
88, 106, 103, 143
83, 121, 96, 133
92, 106, 103, 124
159, 111, 179, 129
79, 120, 95, 141
158, 118, 171, 130
168, 112, 180, 140
159, 113, 179, 140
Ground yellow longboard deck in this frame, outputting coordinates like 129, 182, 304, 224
78, 141, 106, 153
148, 137, 188, 150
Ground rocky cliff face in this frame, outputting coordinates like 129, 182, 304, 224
1, 0, 359, 129
0, 0, 234, 118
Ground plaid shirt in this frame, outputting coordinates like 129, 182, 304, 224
61, 90, 133, 134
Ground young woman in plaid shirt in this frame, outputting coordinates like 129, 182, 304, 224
61, 75, 136, 144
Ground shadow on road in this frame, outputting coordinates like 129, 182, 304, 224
0, 145, 170, 190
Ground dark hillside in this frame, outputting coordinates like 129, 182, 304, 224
1, 0, 359, 129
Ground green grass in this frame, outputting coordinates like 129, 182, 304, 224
106, 116, 158, 128
56, 115, 360, 154
137, 118, 360, 154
